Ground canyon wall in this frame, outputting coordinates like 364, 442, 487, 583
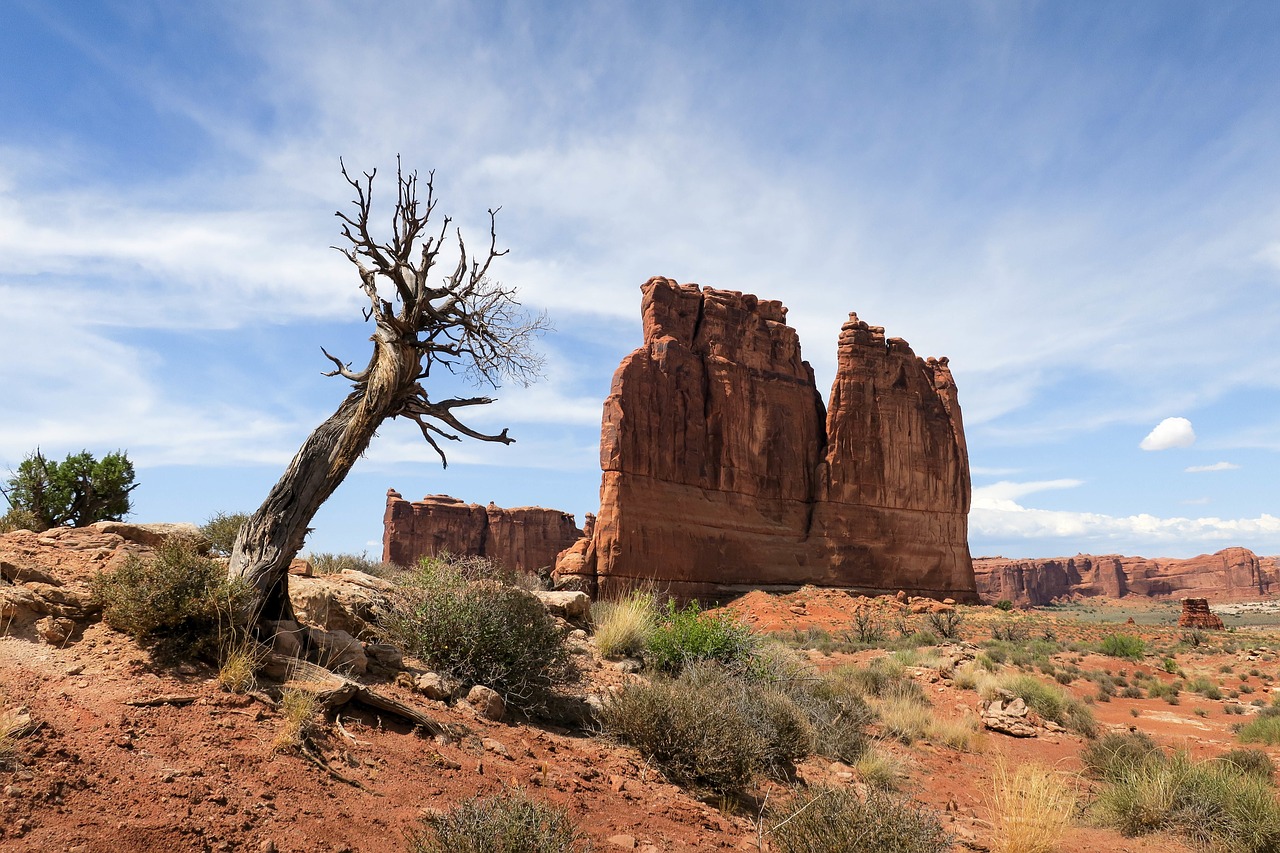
382, 491, 583, 574
974, 547, 1280, 606
555, 276, 976, 601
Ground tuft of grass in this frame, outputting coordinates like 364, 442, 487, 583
307, 550, 405, 580
1081, 730, 1164, 781
591, 590, 656, 659
856, 744, 906, 790
272, 687, 321, 752
876, 696, 933, 745
1238, 715, 1280, 747
1099, 633, 1146, 661
216, 641, 265, 694
0, 706, 31, 768
767, 785, 952, 853
1222, 748, 1276, 783
407, 787, 586, 853
988, 762, 1078, 853
929, 714, 982, 752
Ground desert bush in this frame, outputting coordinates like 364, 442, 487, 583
601, 663, 815, 793
994, 599, 1014, 611
877, 696, 933, 745
1222, 748, 1277, 783
766, 785, 951, 853
990, 622, 1030, 643
407, 788, 586, 853
1081, 730, 1164, 781
924, 610, 964, 640
380, 561, 570, 710
92, 537, 252, 662
1000, 674, 1095, 737
1099, 632, 1146, 660
645, 600, 756, 676
308, 550, 405, 580
1093, 751, 1280, 851
272, 687, 321, 752
852, 609, 886, 643
856, 744, 906, 790
988, 762, 1077, 853
591, 589, 656, 659
0, 507, 39, 534
831, 659, 928, 704
2, 448, 136, 530
200, 511, 249, 556
768, 660, 875, 763
1238, 715, 1280, 747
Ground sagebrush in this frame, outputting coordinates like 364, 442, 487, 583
407, 788, 586, 853
767, 785, 951, 853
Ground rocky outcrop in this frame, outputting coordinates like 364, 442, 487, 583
1178, 598, 1225, 630
382, 492, 583, 574
555, 277, 976, 602
974, 547, 1280, 606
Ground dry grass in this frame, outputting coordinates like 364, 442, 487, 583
217, 640, 266, 694
987, 761, 1078, 853
272, 687, 321, 752
876, 696, 933, 744
0, 705, 32, 768
929, 714, 983, 752
591, 590, 656, 659
954, 661, 1002, 698
855, 743, 907, 790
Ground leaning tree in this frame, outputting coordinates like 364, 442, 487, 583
229, 160, 545, 623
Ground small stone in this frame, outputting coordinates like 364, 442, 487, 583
466, 685, 505, 721
259, 840, 278, 853
65, 664, 85, 676
607, 835, 637, 849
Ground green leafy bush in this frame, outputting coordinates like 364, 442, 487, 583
1099, 633, 1147, 660
601, 663, 814, 793
994, 599, 1014, 611
380, 560, 570, 710
200, 511, 249, 557
92, 537, 251, 662
2, 448, 137, 531
645, 600, 756, 675
407, 788, 586, 853
767, 785, 952, 853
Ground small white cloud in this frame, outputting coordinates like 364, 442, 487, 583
1140, 417, 1196, 451
1185, 461, 1240, 473
972, 479, 1083, 506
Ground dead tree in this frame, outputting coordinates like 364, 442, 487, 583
229, 159, 545, 622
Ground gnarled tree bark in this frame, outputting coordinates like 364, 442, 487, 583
229, 159, 545, 622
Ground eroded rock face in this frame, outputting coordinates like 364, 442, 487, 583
382, 492, 583, 575
975, 547, 1280, 606
556, 277, 976, 602
1178, 598, 1225, 630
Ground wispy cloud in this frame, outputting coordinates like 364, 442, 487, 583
1185, 461, 1240, 473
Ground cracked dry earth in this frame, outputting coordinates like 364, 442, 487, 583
4, 580, 1280, 851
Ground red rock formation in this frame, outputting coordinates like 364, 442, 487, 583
556, 277, 976, 602
1178, 598, 1225, 630
974, 547, 1279, 606
382, 492, 582, 574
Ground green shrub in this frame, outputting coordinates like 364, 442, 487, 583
1100, 633, 1147, 661
1081, 731, 1164, 781
0, 507, 39, 534
601, 663, 813, 793
831, 659, 927, 704
755, 650, 875, 763
923, 610, 963, 640
1000, 673, 1096, 737
645, 600, 756, 676
200, 511, 249, 557
994, 599, 1014, 611
380, 561, 570, 710
2, 448, 137, 530
1238, 715, 1280, 747
91, 537, 251, 662
1222, 748, 1277, 783
407, 788, 586, 853
767, 785, 952, 853
591, 590, 656, 658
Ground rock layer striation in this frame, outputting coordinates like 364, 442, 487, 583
974, 547, 1280, 606
382, 491, 583, 574
555, 277, 976, 601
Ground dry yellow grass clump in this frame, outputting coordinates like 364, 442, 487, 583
273, 687, 321, 752
988, 761, 1078, 853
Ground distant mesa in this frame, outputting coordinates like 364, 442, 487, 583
974, 547, 1280, 607
553, 276, 977, 602
382, 491, 583, 576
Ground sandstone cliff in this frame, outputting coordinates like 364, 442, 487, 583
556, 277, 976, 601
974, 547, 1280, 606
382, 492, 582, 574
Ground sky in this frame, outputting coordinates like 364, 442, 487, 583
1, 1, 1277, 561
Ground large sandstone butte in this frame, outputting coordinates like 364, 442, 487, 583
974, 547, 1280, 607
555, 276, 976, 601
382, 491, 583, 574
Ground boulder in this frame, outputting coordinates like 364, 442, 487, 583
557, 277, 976, 601
1178, 598, 1225, 630
305, 628, 367, 676
533, 590, 591, 622
287, 570, 393, 637
466, 685, 506, 721
980, 696, 1038, 738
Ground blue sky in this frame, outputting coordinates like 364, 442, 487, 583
1, 1, 1277, 561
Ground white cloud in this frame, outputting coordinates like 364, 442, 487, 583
971, 479, 1083, 507
1140, 417, 1196, 451
1185, 461, 1240, 473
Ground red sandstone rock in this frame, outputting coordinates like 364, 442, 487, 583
555, 277, 977, 602
974, 547, 1279, 606
382, 491, 582, 574
1178, 598, 1225, 630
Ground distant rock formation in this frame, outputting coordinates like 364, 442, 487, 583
554, 276, 976, 602
382, 491, 583, 574
974, 547, 1280, 606
1178, 598, 1225, 630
